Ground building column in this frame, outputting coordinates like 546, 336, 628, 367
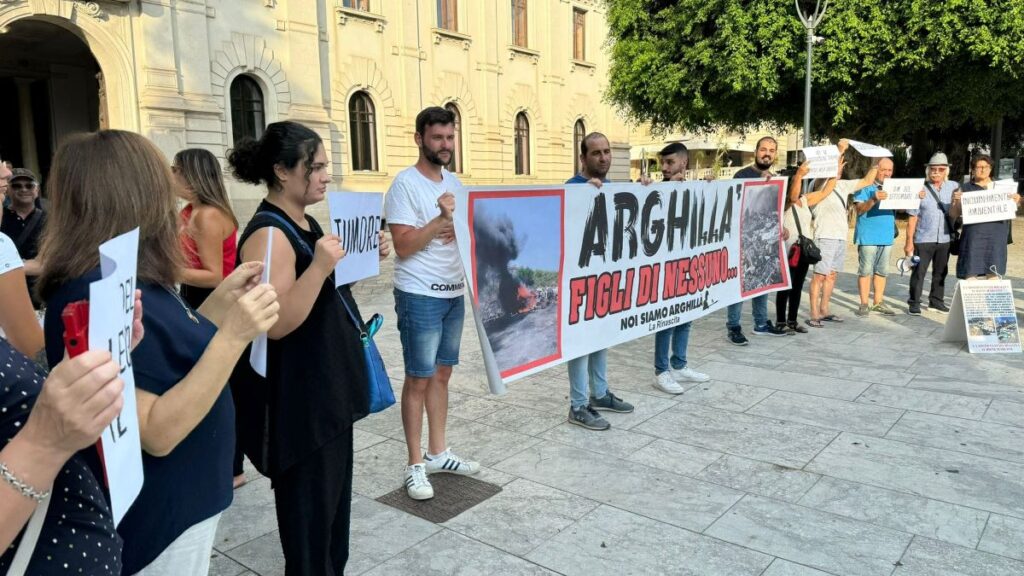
14, 78, 39, 174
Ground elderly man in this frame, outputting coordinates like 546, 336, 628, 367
852, 158, 898, 316
905, 153, 960, 314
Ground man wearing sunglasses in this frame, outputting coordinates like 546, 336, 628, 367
0, 168, 46, 307
904, 153, 959, 315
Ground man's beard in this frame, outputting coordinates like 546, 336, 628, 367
423, 146, 451, 167
587, 163, 609, 179
755, 157, 773, 170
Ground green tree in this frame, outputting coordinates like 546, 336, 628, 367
606, 0, 1024, 172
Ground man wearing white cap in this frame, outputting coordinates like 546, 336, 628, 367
904, 152, 960, 315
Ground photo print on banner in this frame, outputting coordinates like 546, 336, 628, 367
469, 190, 564, 378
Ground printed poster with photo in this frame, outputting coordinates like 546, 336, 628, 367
943, 280, 1022, 354
454, 179, 790, 393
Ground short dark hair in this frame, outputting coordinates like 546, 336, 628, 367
971, 154, 994, 170
580, 132, 609, 156
755, 136, 778, 150
415, 106, 455, 135
659, 142, 689, 158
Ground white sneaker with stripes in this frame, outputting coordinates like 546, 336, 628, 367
424, 448, 480, 476
404, 463, 434, 500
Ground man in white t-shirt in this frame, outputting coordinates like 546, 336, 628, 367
385, 107, 479, 501
807, 140, 878, 326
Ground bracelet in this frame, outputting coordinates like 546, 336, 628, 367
0, 461, 51, 503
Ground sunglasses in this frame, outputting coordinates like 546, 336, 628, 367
10, 182, 36, 190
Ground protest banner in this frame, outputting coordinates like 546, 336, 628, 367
88, 228, 143, 526
846, 140, 893, 158
879, 178, 924, 210
943, 280, 1021, 354
249, 231, 272, 377
454, 179, 791, 393
960, 182, 1018, 225
801, 145, 840, 179
328, 191, 383, 286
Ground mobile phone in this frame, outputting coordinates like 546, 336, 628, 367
62, 300, 90, 358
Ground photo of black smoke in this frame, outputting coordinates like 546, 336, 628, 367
472, 197, 562, 374
739, 183, 784, 295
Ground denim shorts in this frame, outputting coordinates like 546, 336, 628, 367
813, 238, 846, 276
394, 289, 464, 377
857, 244, 892, 277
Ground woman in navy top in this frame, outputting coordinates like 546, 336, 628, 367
956, 155, 1022, 279
36, 130, 280, 574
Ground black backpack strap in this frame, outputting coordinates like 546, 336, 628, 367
924, 182, 957, 233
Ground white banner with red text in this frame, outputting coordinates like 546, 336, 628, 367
453, 179, 791, 393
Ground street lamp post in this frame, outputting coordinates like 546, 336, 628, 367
796, 0, 828, 148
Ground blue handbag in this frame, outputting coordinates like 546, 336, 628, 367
339, 298, 395, 413
255, 211, 395, 414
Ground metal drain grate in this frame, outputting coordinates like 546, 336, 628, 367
376, 474, 502, 524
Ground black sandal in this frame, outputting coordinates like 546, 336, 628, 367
805, 318, 824, 328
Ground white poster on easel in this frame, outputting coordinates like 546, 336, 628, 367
943, 280, 1022, 354
88, 228, 144, 525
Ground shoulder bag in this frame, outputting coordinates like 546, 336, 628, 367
788, 205, 822, 267
255, 211, 395, 415
924, 183, 961, 255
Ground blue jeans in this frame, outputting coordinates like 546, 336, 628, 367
726, 295, 768, 330
394, 289, 464, 377
568, 350, 608, 409
654, 322, 691, 374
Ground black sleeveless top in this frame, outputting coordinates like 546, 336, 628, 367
232, 201, 369, 478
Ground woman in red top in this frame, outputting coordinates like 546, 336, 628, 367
174, 148, 239, 310
173, 148, 247, 488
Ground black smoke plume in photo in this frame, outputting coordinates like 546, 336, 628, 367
473, 207, 528, 314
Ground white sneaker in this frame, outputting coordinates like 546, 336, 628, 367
404, 464, 434, 500
424, 448, 480, 476
670, 366, 710, 383
654, 372, 686, 394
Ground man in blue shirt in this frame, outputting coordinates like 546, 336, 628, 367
904, 153, 959, 315
564, 132, 642, 430
852, 157, 897, 316
726, 136, 790, 344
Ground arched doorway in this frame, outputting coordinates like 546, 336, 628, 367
0, 18, 103, 184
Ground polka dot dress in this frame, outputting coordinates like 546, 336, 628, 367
0, 339, 122, 575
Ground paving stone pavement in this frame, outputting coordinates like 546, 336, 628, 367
211, 220, 1024, 576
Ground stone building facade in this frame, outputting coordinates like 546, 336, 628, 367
0, 0, 632, 220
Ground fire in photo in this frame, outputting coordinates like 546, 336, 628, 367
471, 193, 563, 376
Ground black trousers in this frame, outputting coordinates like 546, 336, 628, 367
908, 242, 950, 307
777, 259, 810, 324
273, 427, 355, 576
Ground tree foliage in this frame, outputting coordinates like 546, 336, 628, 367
606, 0, 1024, 148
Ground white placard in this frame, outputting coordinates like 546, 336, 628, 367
249, 230, 271, 377
801, 145, 840, 179
943, 280, 1021, 354
328, 191, 382, 286
879, 178, 924, 210
960, 181, 1018, 225
847, 140, 893, 158
88, 228, 143, 526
